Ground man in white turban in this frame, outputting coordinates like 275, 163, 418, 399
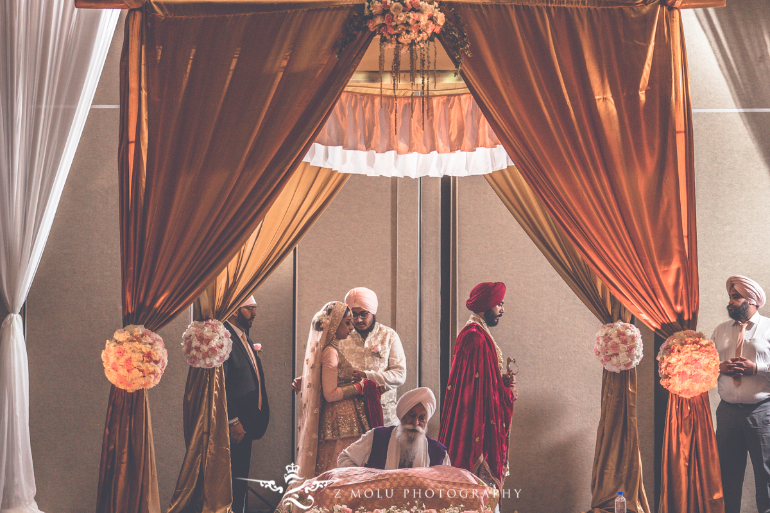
713, 275, 770, 513
337, 387, 449, 469
293, 287, 406, 425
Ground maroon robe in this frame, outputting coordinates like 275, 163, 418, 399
438, 321, 514, 488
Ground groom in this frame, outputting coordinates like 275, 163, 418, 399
224, 295, 269, 513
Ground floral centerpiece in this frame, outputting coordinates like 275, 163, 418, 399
181, 320, 232, 368
593, 321, 643, 372
365, 0, 446, 48
657, 330, 720, 398
336, 0, 470, 128
102, 325, 168, 392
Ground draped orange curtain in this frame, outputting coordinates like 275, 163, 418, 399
660, 393, 724, 513
485, 167, 646, 512
96, 4, 373, 512
443, 1, 697, 337
485, 167, 630, 326
196, 164, 350, 323
168, 164, 348, 512
442, 2, 718, 511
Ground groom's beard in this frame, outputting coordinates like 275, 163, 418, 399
354, 315, 376, 336
396, 423, 426, 468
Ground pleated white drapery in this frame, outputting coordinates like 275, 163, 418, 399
304, 91, 513, 178
0, 3, 118, 511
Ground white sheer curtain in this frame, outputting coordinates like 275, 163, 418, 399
0, 2, 118, 511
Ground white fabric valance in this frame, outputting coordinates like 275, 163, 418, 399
304, 143, 513, 178
306, 91, 513, 178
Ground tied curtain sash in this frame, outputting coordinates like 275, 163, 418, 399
442, 2, 718, 511
170, 164, 349, 512
97, 3, 373, 512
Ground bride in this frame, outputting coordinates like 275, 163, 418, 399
296, 301, 373, 477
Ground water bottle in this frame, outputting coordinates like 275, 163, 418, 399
615, 491, 626, 513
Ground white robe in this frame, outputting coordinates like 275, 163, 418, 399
337, 428, 451, 470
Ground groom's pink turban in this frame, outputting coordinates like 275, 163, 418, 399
727, 275, 766, 308
345, 287, 378, 314
466, 282, 506, 312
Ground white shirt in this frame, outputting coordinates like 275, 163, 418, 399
337, 427, 451, 469
713, 312, 770, 404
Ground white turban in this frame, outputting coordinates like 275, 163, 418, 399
396, 387, 436, 422
345, 287, 378, 314
241, 295, 257, 307
727, 275, 766, 308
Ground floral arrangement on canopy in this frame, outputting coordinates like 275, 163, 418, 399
593, 321, 643, 372
657, 330, 720, 398
308, 505, 492, 513
181, 319, 233, 368
102, 325, 168, 392
336, 0, 470, 127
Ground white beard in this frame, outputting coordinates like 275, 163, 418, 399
396, 424, 426, 468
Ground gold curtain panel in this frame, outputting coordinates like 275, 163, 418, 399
96, 387, 160, 513
195, 164, 349, 323
660, 394, 725, 513
167, 367, 232, 513
444, 2, 698, 338
118, 4, 372, 331
99, 3, 373, 512
585, 369, 650, 513
485, 167, 630, 325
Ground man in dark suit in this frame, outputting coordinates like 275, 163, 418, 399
224, 295, 269, 513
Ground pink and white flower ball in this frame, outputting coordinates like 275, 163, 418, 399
181, 319, 233, 368
657, 330, 720, 398
102, 325, 168, 392
593, 321, 643, 373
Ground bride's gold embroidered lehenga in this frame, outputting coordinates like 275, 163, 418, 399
315, 340, 370, 475
296, 301, 370, 479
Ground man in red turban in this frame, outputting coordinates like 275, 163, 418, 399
439, 282, 516, 492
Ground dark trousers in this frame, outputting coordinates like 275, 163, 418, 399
716, 399, 770, 513
231, 437, 253, 513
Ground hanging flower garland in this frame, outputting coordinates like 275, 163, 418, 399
657, 330, 720, 398
336, 0, 470, 128
181, 320, 233, 368
593, 321, 643, 372
102, 325, 168, 393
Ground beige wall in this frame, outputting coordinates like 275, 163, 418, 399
296, 174, 444, 435
13, 4, 770, 513
685, 6, 770, 512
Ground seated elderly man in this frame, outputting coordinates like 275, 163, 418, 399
338, 387, 450, 469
